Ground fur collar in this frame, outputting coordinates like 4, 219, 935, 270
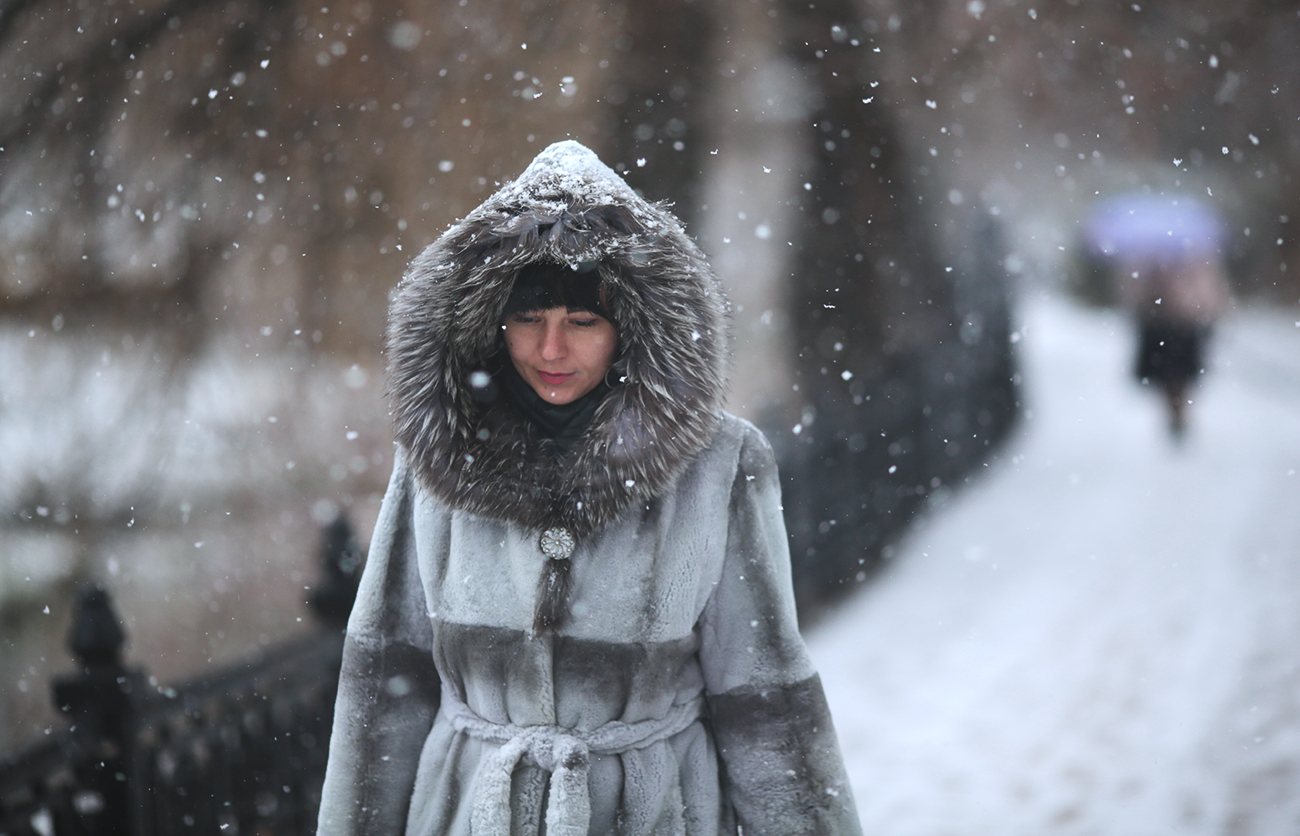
387, 141, 730, 540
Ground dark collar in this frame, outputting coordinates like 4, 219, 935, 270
498, 362, 610, 456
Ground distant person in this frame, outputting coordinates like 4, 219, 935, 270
315, 141, 862, 836
1120, 253, 1231, 438
1083, 193, 1232, 440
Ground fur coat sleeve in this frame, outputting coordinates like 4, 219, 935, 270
316, 448, 442, 835
701, 425, 862, 836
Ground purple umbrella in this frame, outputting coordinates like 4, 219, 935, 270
1083, 193, 1225, 261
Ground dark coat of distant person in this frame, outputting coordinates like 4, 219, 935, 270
1120, 251, 1231, 436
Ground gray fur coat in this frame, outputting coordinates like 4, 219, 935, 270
316, 141, 862, 836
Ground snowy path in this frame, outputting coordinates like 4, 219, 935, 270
808, 293, 1300, 835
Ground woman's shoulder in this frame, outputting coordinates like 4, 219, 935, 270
698, 411, 780, 475
713, 411, 770, 444
387, 445, 455, 514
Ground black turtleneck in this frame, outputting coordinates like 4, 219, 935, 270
498, 362, 610, 456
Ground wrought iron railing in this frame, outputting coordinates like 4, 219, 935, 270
0, 515, 362, 836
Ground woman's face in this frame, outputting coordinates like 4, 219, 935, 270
503, 307, 618, 405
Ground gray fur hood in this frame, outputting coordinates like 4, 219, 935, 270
386, 141, 730, 540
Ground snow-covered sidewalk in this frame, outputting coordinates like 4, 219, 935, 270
808, 293, 1300, 835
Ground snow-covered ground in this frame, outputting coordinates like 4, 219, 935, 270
808, 292, 1300, 835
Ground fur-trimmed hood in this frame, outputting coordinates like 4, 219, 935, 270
386, 141, 730, 540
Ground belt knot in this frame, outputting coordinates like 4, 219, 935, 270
442, 689, 701, 836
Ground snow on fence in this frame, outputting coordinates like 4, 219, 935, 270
0, 518, 362, 836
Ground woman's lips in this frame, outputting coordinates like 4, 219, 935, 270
537, 371, 574, 385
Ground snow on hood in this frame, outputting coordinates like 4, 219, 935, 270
385, 141, 730, 539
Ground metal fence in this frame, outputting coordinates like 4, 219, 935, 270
0, 516, 362, 836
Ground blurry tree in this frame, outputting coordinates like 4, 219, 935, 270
855, 0, 1300, 299
764, 0, 1300, 611
10, 0, 1295, 747
603, 0, 717, 227
0, 0, 626, 747
770, 0, 1017, 613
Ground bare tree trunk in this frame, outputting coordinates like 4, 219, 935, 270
602, 0, 718, 225
774, 0, 1017, 616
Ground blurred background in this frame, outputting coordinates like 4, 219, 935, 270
2, 0, 1297, 787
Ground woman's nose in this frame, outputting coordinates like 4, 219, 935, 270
539, 323, 566, 359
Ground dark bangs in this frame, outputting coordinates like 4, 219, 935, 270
502, 261, 609, 320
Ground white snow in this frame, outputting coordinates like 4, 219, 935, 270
809, 291, 1300, 834
507, 140, 640, 209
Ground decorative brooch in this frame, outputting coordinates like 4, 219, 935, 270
539, 527, 576, 560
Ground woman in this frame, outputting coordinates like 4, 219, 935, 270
1122, 253, 1231, 438
317, 141, 861, 836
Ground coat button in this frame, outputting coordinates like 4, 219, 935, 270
539, 527, 576, 560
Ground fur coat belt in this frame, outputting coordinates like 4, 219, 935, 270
443, 687, 703, 836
